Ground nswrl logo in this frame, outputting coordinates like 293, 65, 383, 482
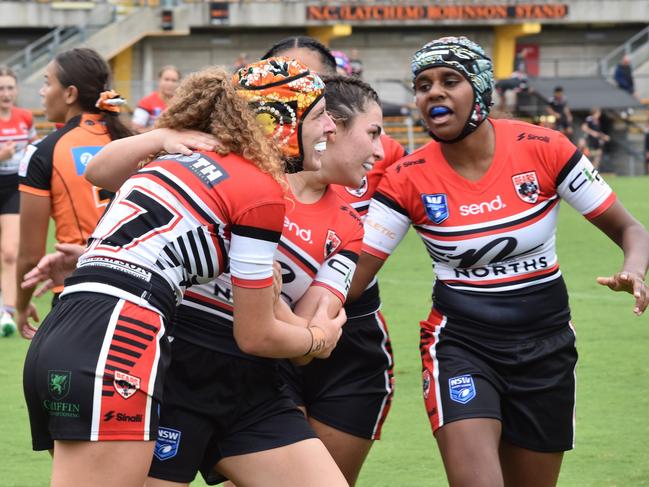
448, 374, 476, 404
154, 427, 182, 461
48, 370, 71, 401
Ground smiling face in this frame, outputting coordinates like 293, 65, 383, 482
321, 101, 384, 187
300, 97, 336, 171
0, 75, 17, 114
414, 66, 474, 142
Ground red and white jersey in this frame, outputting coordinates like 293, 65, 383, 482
132, 92, 166, 129
78, 151, 285, 303
0, 107, 35, 174
332, 134, 406, 217
176, 184, 363, 353
363, 118, 616, 293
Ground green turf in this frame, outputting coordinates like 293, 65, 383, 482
1, 176, 648, 486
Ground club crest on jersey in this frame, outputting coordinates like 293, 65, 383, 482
324, 229, 342, 258
449, 374, 476, 404
512, 171, 540, 204
154, 427, 181, 461
422, 193, 449, 224
113, 371, 141, 399
345, 176, 368, 198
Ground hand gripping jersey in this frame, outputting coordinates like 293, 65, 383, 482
363, 118, 616, 294
132, 92, 167, 129
67, 151, 285, 310
173, 184, 363, 357
0, 107, 35, 175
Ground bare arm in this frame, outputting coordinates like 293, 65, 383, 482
591, 200, 649, 315
15, 192, 51, 338
85, 128, 220, 191
233, 285, 346, 359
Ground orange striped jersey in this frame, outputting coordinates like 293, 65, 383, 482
0, 107, 35, 175
78, 151, 285, 305
363, 118, 616, 293
132, 92, 166, 129
332, 134, 406, 217
18, 113, 113, 245
175, 183, 363, 355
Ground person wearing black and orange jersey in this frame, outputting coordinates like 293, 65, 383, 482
15, 48, 132, 339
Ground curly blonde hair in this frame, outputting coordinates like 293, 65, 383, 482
155, 66, 285, 183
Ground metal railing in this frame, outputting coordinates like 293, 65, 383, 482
592, 24, 649, 77
3, 26, 85, 77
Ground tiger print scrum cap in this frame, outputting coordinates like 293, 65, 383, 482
233, 57, 325, 173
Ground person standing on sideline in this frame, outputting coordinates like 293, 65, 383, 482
546, 85, 573, 139
15, 48, 132, 339
350, 36, 649, 487
131, 65, 180, 133
581, 107, 609, 170
0, 66, 35, 336
644, 117, 649, 175
614, 55, 635, 95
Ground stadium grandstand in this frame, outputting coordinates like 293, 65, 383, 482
2, 0, 648, 174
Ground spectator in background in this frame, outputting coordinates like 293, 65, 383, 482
547, 85, 573, 139
0, 66, 36, 336
495, 70, 528, 112
349, 48, 364, 78
232, 52, 249, 72
614, 55, 635, 95
581, 107, 610, 170
513, 47, 529, 74
332, 50, 353, 76
131, 65, 180, 133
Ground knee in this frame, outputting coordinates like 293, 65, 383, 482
1, 247, 17, 267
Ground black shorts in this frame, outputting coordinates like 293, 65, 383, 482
280, 310, 394, 440
420, 308, 577, 452
148, 337, 316, 485
0, 173, 19, 214
23, 292, 169, 451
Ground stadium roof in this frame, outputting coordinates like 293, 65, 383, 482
527, 77, 644, 111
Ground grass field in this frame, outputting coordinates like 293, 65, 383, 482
1, 176, 648, 486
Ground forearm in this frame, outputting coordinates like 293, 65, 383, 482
619, 224, 649, 277
15, 254, 40, 312
274, 297, 308, 327
85, 130, 165, 190
235, 314, 314, 358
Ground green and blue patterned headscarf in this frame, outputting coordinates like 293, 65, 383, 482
412, 36, 494, 143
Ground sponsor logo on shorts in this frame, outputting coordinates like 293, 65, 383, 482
103, 410, 143, 422
422, 369, 431, 400
44, 370, 80, 417
114, 371, 141, 400
154, 427, 182, 461
48, 370, 71, 400
422, 193, 449, 224
448, 374, 476, 404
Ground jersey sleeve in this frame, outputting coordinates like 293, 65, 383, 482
312, 223, 363, 303
131, 107, 151, 127
18, 142, 52, 196
229, 200, 285, 289
362, 170, 411, 260
554, 138, 616, 220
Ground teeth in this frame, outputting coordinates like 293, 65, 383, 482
362, 162, 373, 171
314, 141, 327, 152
